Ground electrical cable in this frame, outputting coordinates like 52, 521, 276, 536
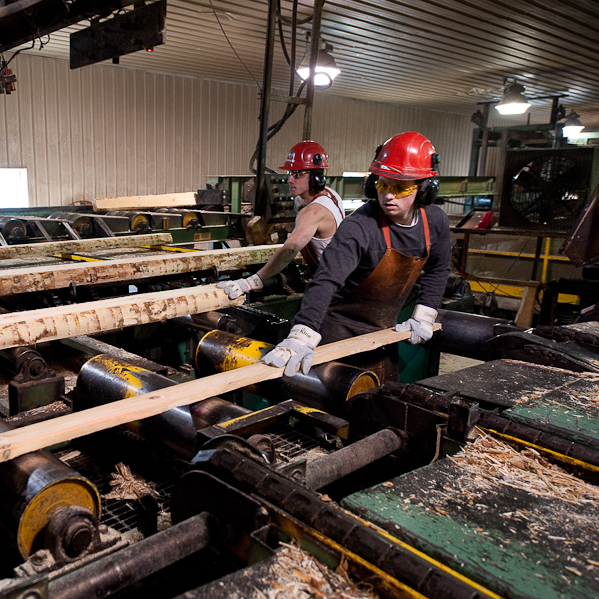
208, 0, 261, 89
248, 80, 306, 174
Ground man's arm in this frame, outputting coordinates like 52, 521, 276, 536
256, 203, 330, 281
217, 203, 332, 300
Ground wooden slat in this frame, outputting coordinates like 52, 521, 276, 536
0, 244, 283, 295
0, 233, 173, 260
91, 192, 198, 211
0, 283, 244, 349
514, 285, 539, 328
0, 324, 440, 462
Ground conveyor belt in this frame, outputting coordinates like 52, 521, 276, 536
419, 360, 585, 408
504, 373, 599, 450
343, 458, 599, 599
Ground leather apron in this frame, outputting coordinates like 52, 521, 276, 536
319, 203, 431, 382
300, 188, 346, 274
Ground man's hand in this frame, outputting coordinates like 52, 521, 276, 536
262, 325, 322, 376
395, 304, 438, 344
216, 274, 263, 300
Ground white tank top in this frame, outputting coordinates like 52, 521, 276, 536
303, 187, 345, 265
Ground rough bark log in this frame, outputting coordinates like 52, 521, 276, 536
0, 233, 173, 260
0, 284, 243, 349
0, 244, 282, 295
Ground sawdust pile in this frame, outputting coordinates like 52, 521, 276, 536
253, 543, 378, 599
450, 431, 599, 505
103, 462, 161, 501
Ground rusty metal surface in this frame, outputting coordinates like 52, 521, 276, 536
560, 184, 599, 266
419, 359, 583, 408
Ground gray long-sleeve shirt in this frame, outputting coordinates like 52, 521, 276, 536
293, 200, 452, 332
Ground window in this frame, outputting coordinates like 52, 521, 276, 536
0, 168, 29, 207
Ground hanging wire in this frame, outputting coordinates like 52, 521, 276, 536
208, 0, 261, 89
249, 0, 314, 174
249, 0, 307, 174
248, 79, 307, 174
2, 35, 36, 70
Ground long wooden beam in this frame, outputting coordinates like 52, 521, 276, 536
0, 283, 243, 349
0, 325, 440, 462
92, 192, 197, 212
0, 244, 283, 295
0, 233, 173, 260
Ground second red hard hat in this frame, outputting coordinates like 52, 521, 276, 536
281, 141, 329, 170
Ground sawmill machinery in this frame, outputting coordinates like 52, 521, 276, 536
0, 302, 599, 598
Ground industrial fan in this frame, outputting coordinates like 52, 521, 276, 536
498, 147, 599, 231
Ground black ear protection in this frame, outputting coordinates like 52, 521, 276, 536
415, 177, 439, 206
363, 143, 384, 199
364, 174, 378, 199
417, 153, 440, 206
309, 169, 326, 193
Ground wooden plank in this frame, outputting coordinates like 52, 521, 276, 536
0, 233, 173, 260
0, 324, 441, 462
0, 244, 283, 295
0, 283, 244, 350
91, 191, 197, 212
514, 284, 539, 328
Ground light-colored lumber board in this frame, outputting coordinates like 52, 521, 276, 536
91, 192, 197, 212
0, 244, 282, 295
515, 284, 539, 328
0, 233, 173, 260
0, 324, 440, 462
0, 283, 243, 350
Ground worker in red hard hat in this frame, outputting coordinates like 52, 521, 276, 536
217, 140, 345, 300
262, 132, 451, 382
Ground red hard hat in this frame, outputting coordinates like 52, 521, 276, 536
369, 132, 439, 180
280, 141, 329, 170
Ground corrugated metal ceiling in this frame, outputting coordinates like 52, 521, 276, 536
6, 0, 599, 130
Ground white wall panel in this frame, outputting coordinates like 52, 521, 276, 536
0, 54, 474, 207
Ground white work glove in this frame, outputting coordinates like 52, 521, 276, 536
262, 324, 322, 377
216, 274, 263, 300
395, 304, 438, 344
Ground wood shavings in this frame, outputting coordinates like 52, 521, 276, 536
103, 462, 161, 501
450, 432, 599, 506
253, 543, 378, 599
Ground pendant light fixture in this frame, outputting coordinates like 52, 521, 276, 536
562, 110, 585, 138
495, 81, 531, 115
297, 41, 341, 90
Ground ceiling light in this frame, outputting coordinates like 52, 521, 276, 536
562, 110, 584, 138
297, 45, 341, 90
495, 82, 531, 115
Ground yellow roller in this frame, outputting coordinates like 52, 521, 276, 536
0, 419, 100, 559
195, 330, 380, 411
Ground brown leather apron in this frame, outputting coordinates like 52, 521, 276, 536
319, 203, 431, 382
300, 188, 345, 273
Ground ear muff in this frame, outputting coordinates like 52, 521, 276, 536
416, 177, 439, 206
364, 174, 378, 199
309, 170, 326, 193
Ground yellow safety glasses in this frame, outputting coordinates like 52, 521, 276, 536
374, 179, 417, 197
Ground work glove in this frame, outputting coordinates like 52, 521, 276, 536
216, 274, 263, 300
262, 324, 322, 377
395, 304, 438, 344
